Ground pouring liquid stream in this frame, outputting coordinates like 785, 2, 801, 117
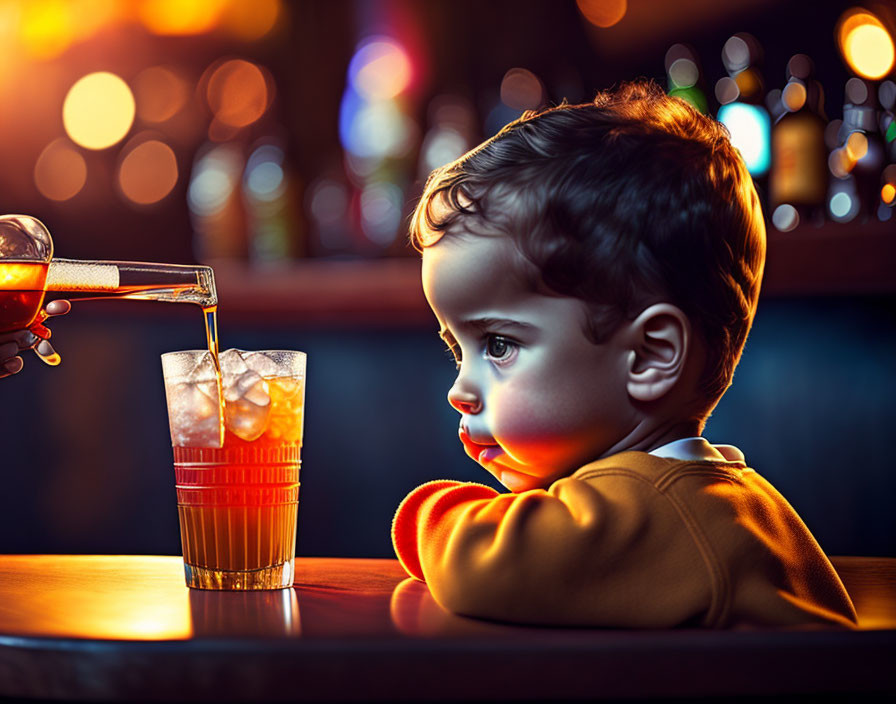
203, 304, 225, 447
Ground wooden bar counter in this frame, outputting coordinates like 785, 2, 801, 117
0, 555, 893, 702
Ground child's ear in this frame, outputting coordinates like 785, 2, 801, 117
623, 303, 690, 403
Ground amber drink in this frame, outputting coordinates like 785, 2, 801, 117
162, 349, 306, 590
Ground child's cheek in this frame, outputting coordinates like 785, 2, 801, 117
489, 381, 579, 461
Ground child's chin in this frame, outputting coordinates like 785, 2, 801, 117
495, 467, 547, 493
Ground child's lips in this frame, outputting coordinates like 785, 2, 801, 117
477, 445, 504, 465
458, 427, 503, 464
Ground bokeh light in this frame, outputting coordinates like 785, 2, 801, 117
734, 67, 761, 100
845, 76, 869, 105
69, 0, 123, 40
139, 0, 226, 35
771, 204, 799, 232
781, 81, 807, 112
715, 77, 739, 105
845, 131, 868, 161
188, 145, 241, 218
117, 137, 179, 205
828, 178, 860, 223
722, 35, 750, 74
882, 183, 896, 205
245, 144, 286, 203
500, 68, 543, 110
787, 54, 813, 80
339, 89, 414, 159
206, 59, 271, 128
838, 9, 895, 80
668, 58, 699, 89
349, 37, 413, 100
63, 72, 135, 150
880, 80, 896, 110
134, 66, 190, 123
717, 103, 770, 176
576, 0, 627, 28
19, 0, 72, 59
829, 147, 853, 179
360, 181, 403, 245
825, 119, 844, 150
34, 138, 87, 201
420, 128, 468, 174
830, 192, 853, 218
829, 189, 858, 222
668, 86, 708, 114
222, 0, 282, 41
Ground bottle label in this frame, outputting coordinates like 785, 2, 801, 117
45, 260, 120, 291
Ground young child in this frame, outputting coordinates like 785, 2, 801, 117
391, 82, 857, 629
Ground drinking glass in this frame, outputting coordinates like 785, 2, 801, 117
162, 349, 306, 590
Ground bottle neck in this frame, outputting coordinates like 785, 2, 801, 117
46, 258, 217, 307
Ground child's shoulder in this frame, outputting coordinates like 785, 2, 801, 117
571, 449, 750, 490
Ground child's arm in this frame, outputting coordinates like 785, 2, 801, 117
391, 474, 710, 627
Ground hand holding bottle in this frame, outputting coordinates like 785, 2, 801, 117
0, 299, 70, 378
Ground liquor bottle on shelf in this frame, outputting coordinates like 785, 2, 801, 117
877, 80, 896, 163
828, 77, 886, 222
769, 54, 828, 231
665, 44, 709, 114
715, 33, 771, 205
877, 81, 896, 218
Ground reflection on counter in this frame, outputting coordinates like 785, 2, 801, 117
189, 588, 300, 637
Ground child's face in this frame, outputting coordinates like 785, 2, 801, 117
422, 232, 635, 492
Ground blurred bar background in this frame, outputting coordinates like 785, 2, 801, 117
1, 0, 894, 558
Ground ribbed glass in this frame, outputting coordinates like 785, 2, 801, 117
174, 442, 300, 586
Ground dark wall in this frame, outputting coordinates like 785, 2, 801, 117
2, 294, 894, 559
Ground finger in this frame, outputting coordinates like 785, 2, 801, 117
0, 331, 38, 349
44, 300, 71, 317
0, 341, 18, 361
34, 339, 61, 366
16, 331, 40, 350
0, 355, 23, 378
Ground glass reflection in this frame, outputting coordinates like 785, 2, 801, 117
189, 587, 301, 637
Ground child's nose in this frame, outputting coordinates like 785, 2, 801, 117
447, 383, 482, 415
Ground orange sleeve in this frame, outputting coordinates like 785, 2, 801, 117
391, 480, 499, 581
391, 474, 712, 627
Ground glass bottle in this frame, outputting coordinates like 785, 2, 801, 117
769, 54, 828, 230
0, 215, 217, 337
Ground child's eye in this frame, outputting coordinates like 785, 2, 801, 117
484, 335, 517, 364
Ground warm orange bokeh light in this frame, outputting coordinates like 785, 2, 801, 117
782, 81, 807, 112
845, 131, 868, 161
134, 66, 190, 123
222, 0, 282, 41
19, 0, 72, 59
69, 0, 124, 40
576, 0, 627, 28
206, 59, 271, 128
63, 72, 135, 150
138, 0, 226, 35
838, 9, 896, 80
883, 183, 896, 205
117, 138, 179, 205
34, 138, 87, 201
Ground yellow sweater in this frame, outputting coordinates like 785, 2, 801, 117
391, 451, 857, 629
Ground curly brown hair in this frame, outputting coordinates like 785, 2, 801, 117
411, 80, 766, 418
